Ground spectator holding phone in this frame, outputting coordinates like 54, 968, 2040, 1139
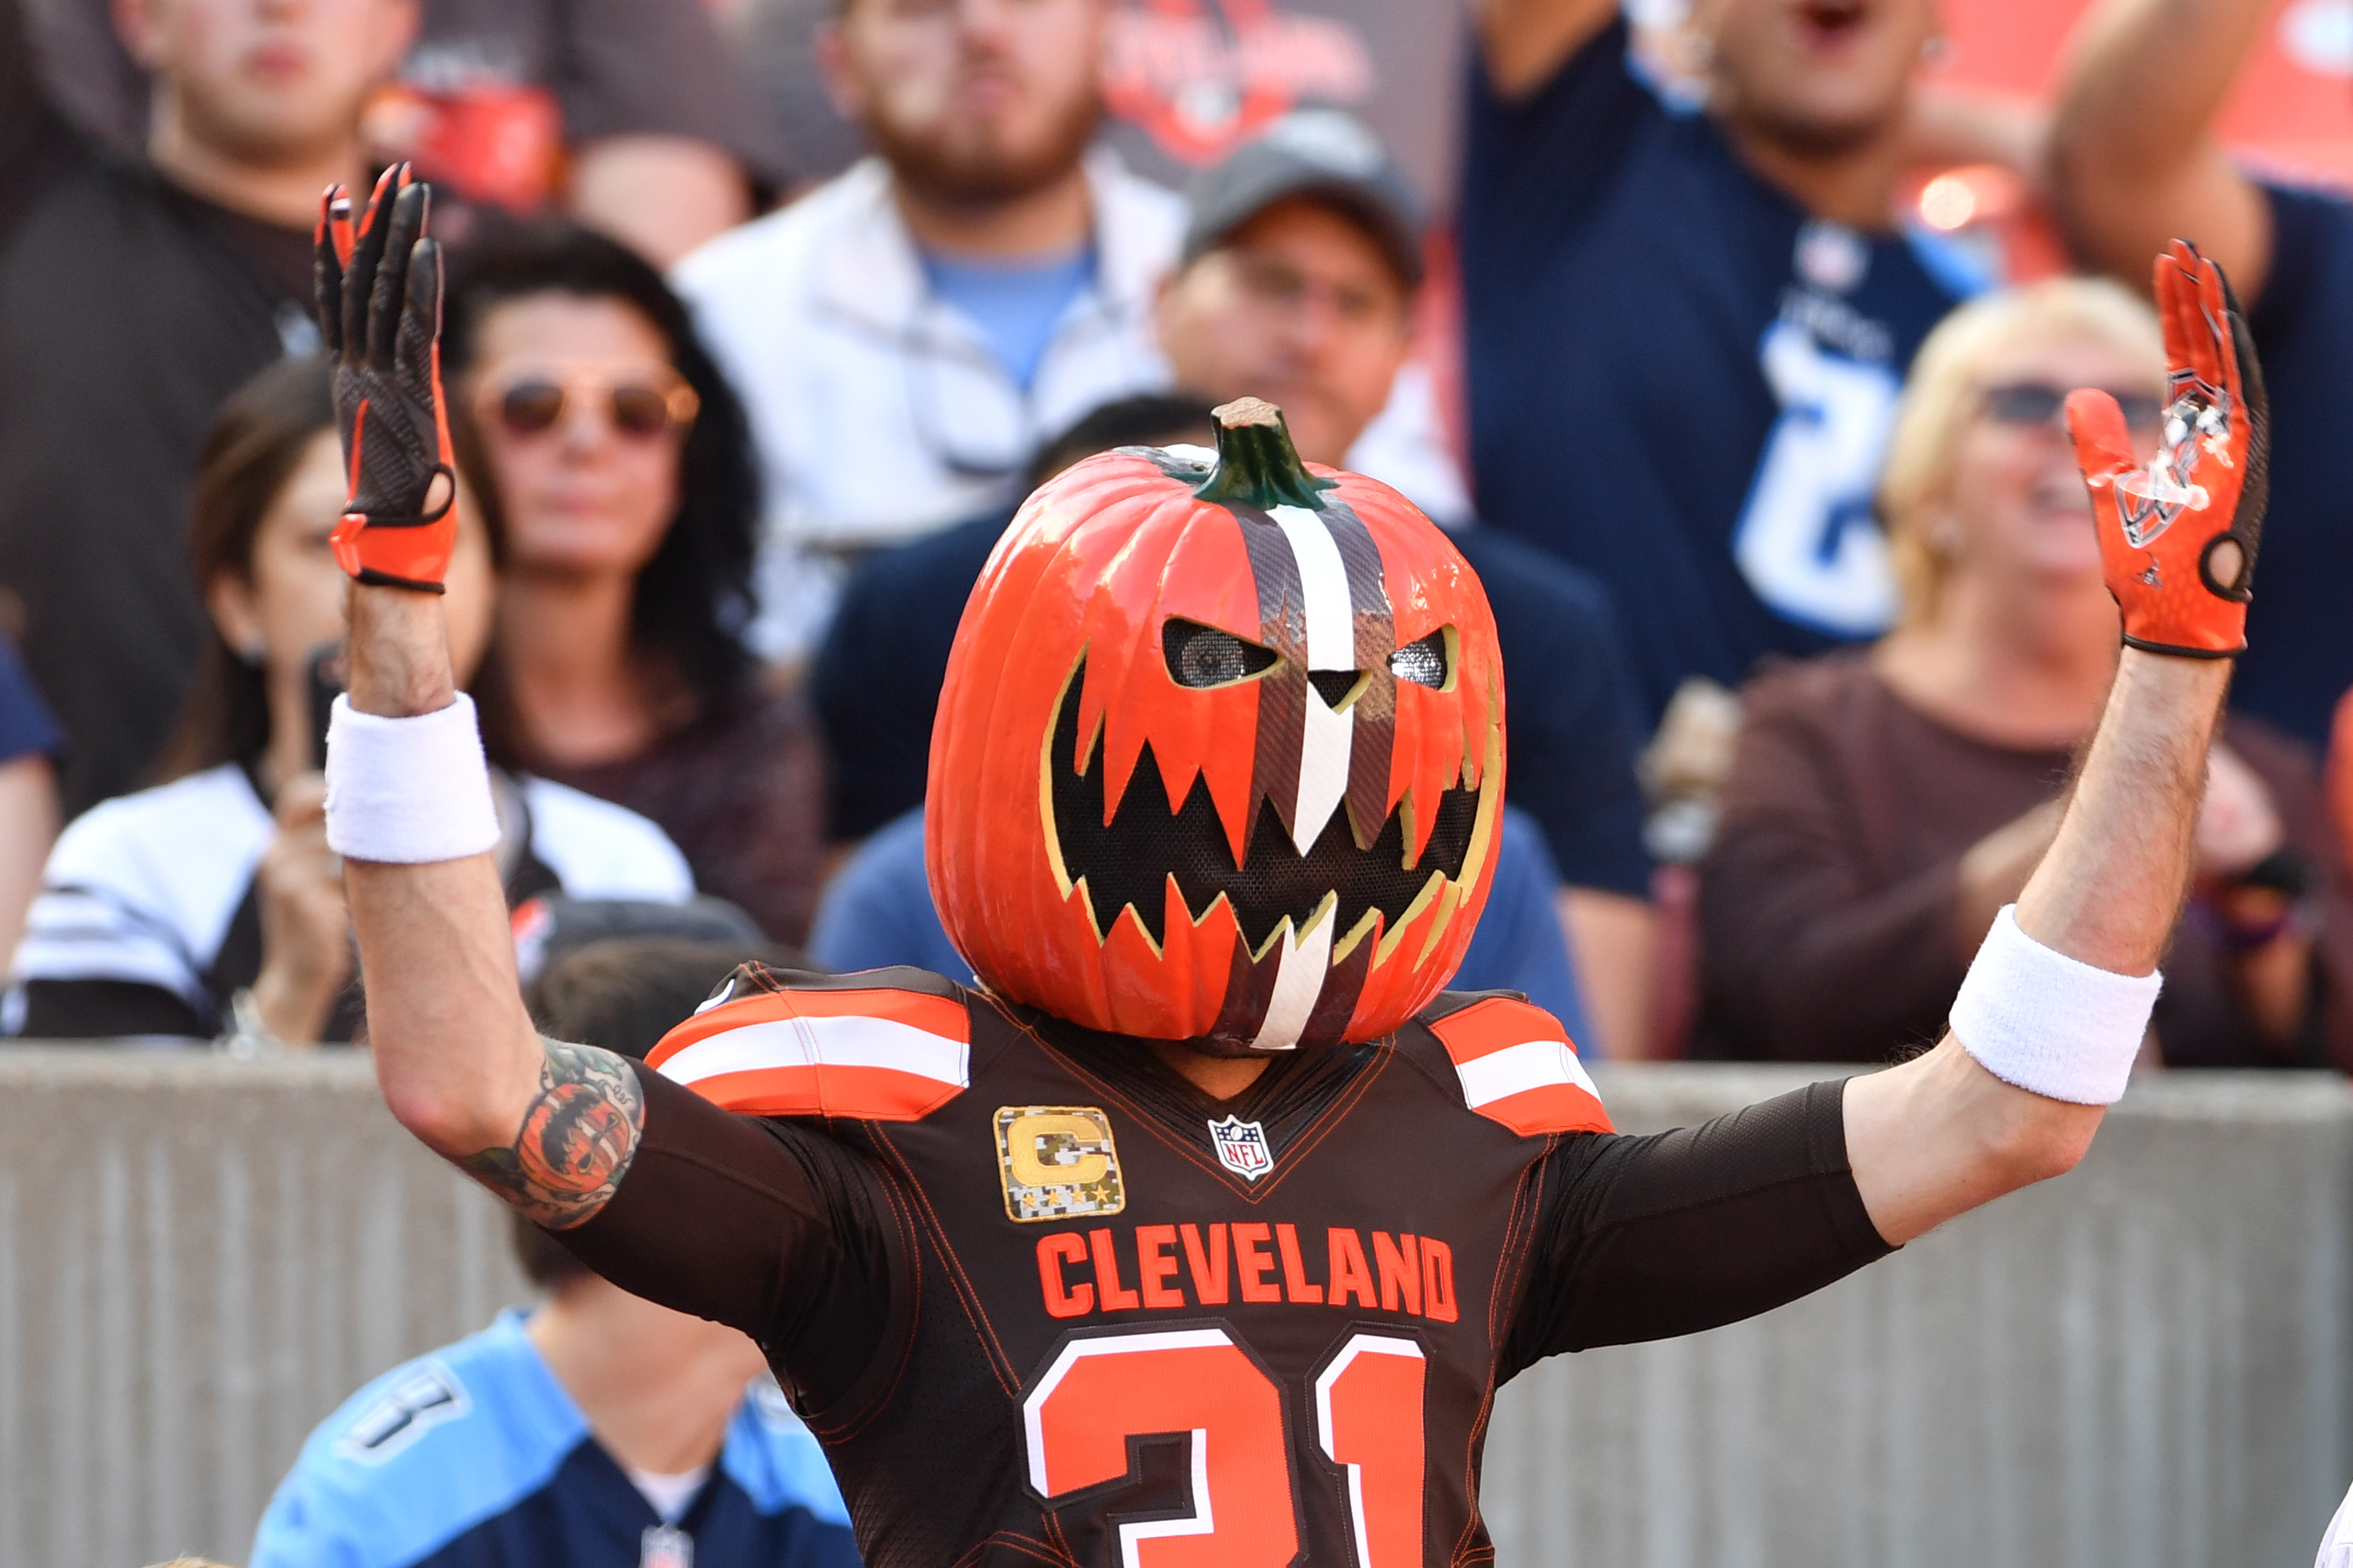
1696, 280, 2353, 1068
6, 355, 692, 1046
443, 221, 828, 948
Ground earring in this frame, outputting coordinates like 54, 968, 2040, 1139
1922, 35, 1952, 65
236, 636, 266, 666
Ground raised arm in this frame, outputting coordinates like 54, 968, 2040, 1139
318, 169, 642, 1228
1477, 0, 1621, 98
1843, 241, 2266, 1244
2051, 0, 2275, 299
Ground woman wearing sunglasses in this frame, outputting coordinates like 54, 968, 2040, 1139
6, 356, 696, 1045
1694, 277, 2353, 1069
442, 222, 826, 946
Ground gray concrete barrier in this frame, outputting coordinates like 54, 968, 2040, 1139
0, 1048, 2346, 1566
0, 1047, 530, 1568
1483, 1066, 2353, 1568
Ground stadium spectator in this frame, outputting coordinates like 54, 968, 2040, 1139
671, 0, 1182, 660
811, 803, 1597, 1046
443, 222, 826, 947
670, 7, 1464, 663
0, 637, 62, 969
22, 0, 785, 266
250, 936, 860, 1568
6, 357, 692, 1046
2052, 0, 2353, 749
1462, 0, 2007, 724
0, 0, 412, 814
1696, 280, 2353, 1068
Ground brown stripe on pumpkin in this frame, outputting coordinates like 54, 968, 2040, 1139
1227, 501, 1311, 853
1320, 497, 1397, 850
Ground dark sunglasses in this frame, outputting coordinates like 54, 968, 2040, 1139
480, 370, 700, 441
1981, 382, 2163, 434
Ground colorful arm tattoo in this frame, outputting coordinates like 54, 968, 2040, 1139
457, 1037, 645, 1230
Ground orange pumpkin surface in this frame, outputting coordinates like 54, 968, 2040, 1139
926, 399, 1504, 1052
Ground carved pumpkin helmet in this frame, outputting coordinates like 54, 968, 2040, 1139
927, 399, 1504, 1053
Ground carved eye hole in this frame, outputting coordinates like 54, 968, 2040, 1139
1164, 619, 1278, 688
1388, 630, 1450, 690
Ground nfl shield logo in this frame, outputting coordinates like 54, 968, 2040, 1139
1207, 1115, 1272, 1182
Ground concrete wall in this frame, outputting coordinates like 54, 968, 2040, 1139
1483, 1066, 2353, 1568
0, 1047, 531, 1568
0, 1048, 2345, 1567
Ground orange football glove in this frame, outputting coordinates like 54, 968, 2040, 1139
314, 165, 458, 593
2065, 239, 2268, 658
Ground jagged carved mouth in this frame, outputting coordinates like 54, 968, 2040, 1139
1044, 661, 1481, 960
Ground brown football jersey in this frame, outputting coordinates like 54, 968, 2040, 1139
567, 965, 1888, 1568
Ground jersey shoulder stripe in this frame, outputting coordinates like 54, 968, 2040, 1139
1421, 992, 1612, 1137
649, 964, 972, 1121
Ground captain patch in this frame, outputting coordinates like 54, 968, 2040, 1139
996, 1106, 1125, 1223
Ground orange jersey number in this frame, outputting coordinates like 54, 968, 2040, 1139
1022, 1325, 1427, 1566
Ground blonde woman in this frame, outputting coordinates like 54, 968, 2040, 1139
1696, 278, 2353, 1068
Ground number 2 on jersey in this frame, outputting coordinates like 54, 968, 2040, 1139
1022, 1327, 1427, 1567
1733, 319, 1902, 638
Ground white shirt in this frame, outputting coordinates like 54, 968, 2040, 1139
672, 148, 1470, 662
9, 764, 692, 1025
2319, 1481, 2353, 1566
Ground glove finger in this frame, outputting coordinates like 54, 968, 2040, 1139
2167, 240, 2227, 399
393, 234, 442, 403
2154, 242, 2204, 397
343, 166, 401, 360
2066, 389, 2137, 485
368, 179, 424, 370
2218, 265, 2268, 431
313, 186, 346, 356
2190, 246, 2232, 400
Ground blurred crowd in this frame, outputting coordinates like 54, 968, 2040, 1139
7, 0, 2353, 1555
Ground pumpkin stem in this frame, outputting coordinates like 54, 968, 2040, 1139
1195, 398, 1335, 512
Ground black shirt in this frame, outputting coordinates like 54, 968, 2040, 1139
563, 964, 1888, 1568
0, 141, 314, 811
2233, 182, 2353, 745
811, 511, 1655, 897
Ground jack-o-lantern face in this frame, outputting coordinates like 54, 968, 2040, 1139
927, 399, 1504, 1052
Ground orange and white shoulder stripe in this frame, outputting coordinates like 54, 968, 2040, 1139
646, 984, 970, 1121
1426, 997, 1611, 1137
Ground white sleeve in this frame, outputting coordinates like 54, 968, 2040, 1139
2320, 1481, 2353, 1568
518, 777, 695, 904
10, 769, 270, 1006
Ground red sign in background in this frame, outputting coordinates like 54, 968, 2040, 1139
1934, 0, 2353, 185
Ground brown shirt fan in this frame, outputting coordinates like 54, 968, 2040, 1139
1696, 652, 2353, 1070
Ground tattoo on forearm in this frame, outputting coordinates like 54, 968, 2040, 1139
457, 1038, 645, 1230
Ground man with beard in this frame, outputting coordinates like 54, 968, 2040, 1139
668, 0, 1182, 664
1463, 0, 2026, 724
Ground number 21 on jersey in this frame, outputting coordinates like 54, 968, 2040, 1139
1733, 319, 1902, 638
1023, 1327, 1426, 1566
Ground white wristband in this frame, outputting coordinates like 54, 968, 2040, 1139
323, 694, 501, 863
1949, 905, 2162, 1105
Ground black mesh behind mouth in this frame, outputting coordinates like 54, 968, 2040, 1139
1048, 664, 1481, 952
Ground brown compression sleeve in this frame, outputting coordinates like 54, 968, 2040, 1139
554, 1061, 896, 1408
1504, 1079, 1892, 1373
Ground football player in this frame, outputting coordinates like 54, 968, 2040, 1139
323, 169, 2265, 1566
